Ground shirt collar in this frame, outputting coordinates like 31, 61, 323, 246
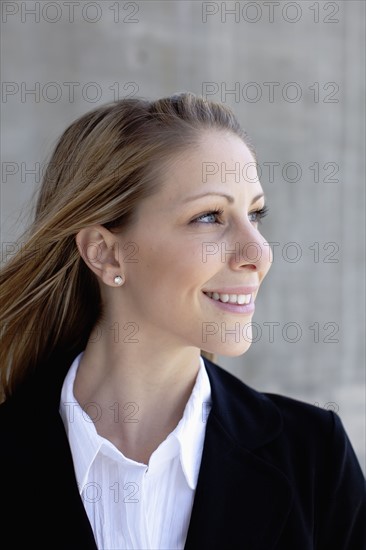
59, 352, 102, 492
173, 355, 212, 489
59, 352, 212, 493
147, 355, 212, 489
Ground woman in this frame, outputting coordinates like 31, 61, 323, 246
0, 93, 365, 549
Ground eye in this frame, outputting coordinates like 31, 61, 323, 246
190, 204, 269, 225
190, 208, 224, 224
248, 205, 269, 224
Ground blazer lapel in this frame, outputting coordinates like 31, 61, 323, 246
184, 359, 293, 550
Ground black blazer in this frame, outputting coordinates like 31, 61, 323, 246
1, 352, 365, 549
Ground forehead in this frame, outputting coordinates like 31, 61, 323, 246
158, 131, 261, 200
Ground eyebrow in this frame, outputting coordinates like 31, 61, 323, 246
183, 192, 265, 205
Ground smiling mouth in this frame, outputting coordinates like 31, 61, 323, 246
203, 291, 252, 305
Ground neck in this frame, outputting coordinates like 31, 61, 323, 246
73, 324, 202, 464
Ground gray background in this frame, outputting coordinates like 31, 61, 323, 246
1, 1, 365, 472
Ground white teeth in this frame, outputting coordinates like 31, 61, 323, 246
204, 292, 251, 305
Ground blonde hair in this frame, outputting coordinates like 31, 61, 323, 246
0, 92, 256, 401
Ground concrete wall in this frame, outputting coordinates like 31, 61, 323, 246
1, 1, 365, 472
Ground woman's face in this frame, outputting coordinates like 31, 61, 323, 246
113, 131, 272, 356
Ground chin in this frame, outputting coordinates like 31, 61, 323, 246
222, 344, 252, 357
204, 341, 252, 358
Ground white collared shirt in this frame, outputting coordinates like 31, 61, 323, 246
59, 352, 212, 550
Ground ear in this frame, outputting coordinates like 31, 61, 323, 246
75, 225, 122, 287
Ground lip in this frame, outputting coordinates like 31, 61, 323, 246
202, 290, 256, 315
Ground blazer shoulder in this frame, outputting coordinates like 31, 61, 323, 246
202, 356, 360, 455
262, 390, 336, 432
203, 356, 335, 428
0, 393, 18, 426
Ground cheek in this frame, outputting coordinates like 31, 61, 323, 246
132, 243, 193, 297
150, 241, 207, 278
130, 231, 217, 307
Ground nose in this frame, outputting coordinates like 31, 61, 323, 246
227, 224, 273, 275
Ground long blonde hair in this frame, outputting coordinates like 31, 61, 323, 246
0, 92, 255, 402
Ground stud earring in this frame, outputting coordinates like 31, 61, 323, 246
114, 275, 124, 286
